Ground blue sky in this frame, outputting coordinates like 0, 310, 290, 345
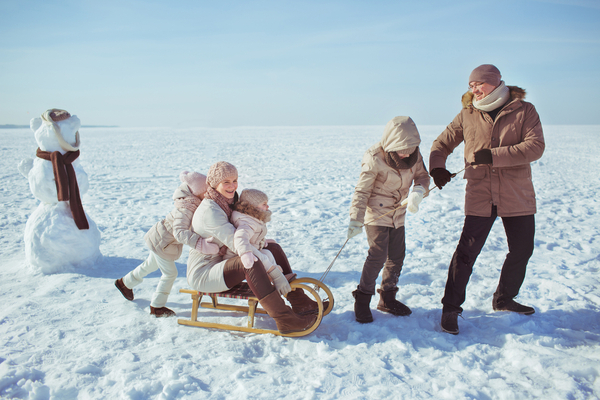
1, 0, 598, 127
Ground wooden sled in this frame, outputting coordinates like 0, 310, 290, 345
178, 277, 334, 337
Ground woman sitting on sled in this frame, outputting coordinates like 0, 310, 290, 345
186, 161, 322, 334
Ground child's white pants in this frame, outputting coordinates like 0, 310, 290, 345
122, 251, 177, 308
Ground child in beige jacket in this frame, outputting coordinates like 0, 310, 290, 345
115, 171, 220, 317
348, 116, 430, 323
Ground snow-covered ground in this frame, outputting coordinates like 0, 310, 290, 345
1, 123, 599, 399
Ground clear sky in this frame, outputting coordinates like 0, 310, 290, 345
1, 0, 599, 128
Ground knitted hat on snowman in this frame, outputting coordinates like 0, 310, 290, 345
41, 109, 80, 152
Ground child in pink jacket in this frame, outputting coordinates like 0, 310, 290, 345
228, 188, 329, 315
115, 171, 220, 317
229, 189, 291, 297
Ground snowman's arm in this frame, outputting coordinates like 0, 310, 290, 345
30, 117, 42, 132
18, 158, 34, 178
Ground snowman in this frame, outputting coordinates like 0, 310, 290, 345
18, 108, 101, 274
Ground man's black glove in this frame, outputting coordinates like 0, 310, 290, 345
430, 168, 452, 189
472, 149, 493, 165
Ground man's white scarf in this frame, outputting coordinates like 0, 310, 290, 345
472, 81, 510, 112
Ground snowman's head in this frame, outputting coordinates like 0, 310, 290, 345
30, 109, 81, 153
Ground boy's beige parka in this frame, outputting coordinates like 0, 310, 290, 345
350, 116, 430, 228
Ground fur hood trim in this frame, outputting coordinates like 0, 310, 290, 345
461, 86, 526, 109
233, 201, 272, 223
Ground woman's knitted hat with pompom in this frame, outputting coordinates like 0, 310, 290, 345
206, 161, 238, 188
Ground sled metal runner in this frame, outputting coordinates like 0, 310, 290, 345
178, 277, 334, 337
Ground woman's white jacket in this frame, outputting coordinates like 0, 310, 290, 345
186, 199, 235, 293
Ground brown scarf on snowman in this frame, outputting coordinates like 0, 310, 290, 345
36, 109, 89, 230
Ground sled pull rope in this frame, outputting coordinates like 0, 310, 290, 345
317, 165, 470, 284
318, 238, 349, 283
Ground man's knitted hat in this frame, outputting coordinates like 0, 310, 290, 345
180, 171, 208, 198
469, 64, 502, 87
206, 161, 238, 188
239, 189, 268, 207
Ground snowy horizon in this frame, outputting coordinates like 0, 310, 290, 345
1, 124, 599, 399
4, 123, 600, 131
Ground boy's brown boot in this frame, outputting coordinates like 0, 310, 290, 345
377, 288, 412, 316
352, 287, 373, 323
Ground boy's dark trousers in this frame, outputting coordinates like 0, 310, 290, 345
358, 225, 406, 295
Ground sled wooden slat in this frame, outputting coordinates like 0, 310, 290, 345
178, 282, 325, 337
202, 301, 266, 316
178, 318, 281, 336
180, 283, 267, 328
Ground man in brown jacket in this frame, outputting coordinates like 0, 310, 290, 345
429, 64, 545, 335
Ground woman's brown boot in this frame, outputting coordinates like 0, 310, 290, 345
286, 288, 329, 315
259, 291, 317, 334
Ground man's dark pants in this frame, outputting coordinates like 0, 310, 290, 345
442, 206, 535, 313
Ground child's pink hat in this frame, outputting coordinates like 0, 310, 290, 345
180, 171, 208, 198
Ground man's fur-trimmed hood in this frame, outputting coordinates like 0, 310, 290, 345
461, 86, 527, 109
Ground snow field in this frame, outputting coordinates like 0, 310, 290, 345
0, 124, 599, 399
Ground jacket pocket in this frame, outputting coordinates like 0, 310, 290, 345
500, 166, 531, 179
498, 165, 535, 213
367, 195, 395, 210
464, 166, 488, 180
